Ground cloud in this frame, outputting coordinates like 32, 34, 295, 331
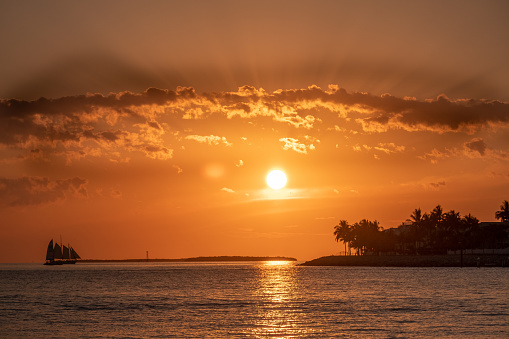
0, 176, 87, 207
141, 145, 173, 160
279, 137, 316, 154
418, 148, 452, 164
461, 138, 509, 161
173, 165, 183, 174
315, 216, 336, 220
352, 143, 405, 160
356, 94, 509, 133
236, 160, 244, 167
185, 134, 232, 146
1, 87, 194, 118
1, 85, 508, 167
426, 181, 446, 191
227, 85, 507, 133
110, 188, 122, 199
374, 143, 405, 154
464, 138, 487, 156
0, 87, 190, 163
220, 187, 235, 193
3, 85, 509, 140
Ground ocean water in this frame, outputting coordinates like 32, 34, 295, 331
0, 262, 508, 338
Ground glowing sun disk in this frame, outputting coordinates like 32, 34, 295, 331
266, 170, 287, 189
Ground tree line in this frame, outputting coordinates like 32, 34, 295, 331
334, 200, 509, 255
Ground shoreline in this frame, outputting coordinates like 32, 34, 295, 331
300, 254, 509, 267
80, 256, 297, 263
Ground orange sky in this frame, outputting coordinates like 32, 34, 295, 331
1, 1, 509, 262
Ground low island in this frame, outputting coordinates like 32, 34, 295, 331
81, 256, 297, 263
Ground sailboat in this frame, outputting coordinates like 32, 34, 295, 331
44, 239, 81, 265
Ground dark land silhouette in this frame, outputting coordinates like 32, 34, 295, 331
304, 200, 509, 267
301, 254, 509, 267
80, 256, 297, 263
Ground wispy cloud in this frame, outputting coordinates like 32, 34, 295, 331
426, 181, 446, 191
353, 142, 405, 157
0, 176, 87, 207
185, 134, 232, 146
279, 137, 316, 154
418, 148, 453, 164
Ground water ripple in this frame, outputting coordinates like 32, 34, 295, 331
0, 263, 508, 338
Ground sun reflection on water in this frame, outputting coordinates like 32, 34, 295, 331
249, 261, 306, 337
264, 260, 292, 266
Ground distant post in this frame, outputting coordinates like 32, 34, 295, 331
459, 241, 463, 268
460, 248, 463, 268
146, 251, 149, 262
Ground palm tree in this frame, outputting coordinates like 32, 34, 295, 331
495, 200, 509, 222
334, 220, 351, 256
419, 212, 434, 251
354, 219, 381, 255
428, 205, 444, 250
410, 208, 422, 224
441, 210, 462, 251
430, 205, 443, 224
410, 208, 424, 251
462, 213, 480, 249
349, 222, 362, 255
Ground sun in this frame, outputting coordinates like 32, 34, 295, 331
266, 170, 287, 189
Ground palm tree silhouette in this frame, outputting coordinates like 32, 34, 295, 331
410, 208, 424, 251
334, 220, 351, 256
410, 208, 422, 224
354, 219, 380, 255
462, 213, 480, 249
440, 210, 462, 251
430, 205, 443, 224
495, 200, 509, 222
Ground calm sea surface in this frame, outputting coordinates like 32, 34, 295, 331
0, 262, 508, 338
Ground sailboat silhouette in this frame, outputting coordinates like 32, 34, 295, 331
44, 239, 81, 265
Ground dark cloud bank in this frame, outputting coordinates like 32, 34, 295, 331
1, 86, 508, 147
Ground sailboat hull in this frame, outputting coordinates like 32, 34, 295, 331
62, 260, 76, 264
44, 260, 77, 265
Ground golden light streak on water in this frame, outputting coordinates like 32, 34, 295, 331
250, 261, 303, 337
